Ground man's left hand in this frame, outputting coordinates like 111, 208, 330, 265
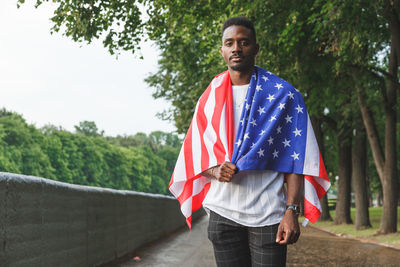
275, 210, 300, 245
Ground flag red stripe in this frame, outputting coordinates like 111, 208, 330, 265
318, 152, 329, 180
192, 182, 211, 211
304, 198, 321, 223
225, 75, 234, 159
186, 215, 192, 229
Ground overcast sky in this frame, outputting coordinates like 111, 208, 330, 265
0, 2, 175, 136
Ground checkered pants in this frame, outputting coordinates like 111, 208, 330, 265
207, 210, 287, 267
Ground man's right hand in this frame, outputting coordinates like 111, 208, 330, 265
201, 161, 237, 182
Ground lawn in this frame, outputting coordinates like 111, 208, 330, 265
305, 207, 400, 248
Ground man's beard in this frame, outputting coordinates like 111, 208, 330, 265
230, 64, 249, 71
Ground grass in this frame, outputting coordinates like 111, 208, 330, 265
305, 207, 400, 248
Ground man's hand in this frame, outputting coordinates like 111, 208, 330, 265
275, 209, 300, 245
201, 161, 237, 182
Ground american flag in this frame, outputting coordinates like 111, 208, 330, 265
169, 66, 330, 228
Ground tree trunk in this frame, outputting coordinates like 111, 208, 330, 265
366, 175, 373, 207
310, 115, 332, 221
378, 0, 399, 234
352, 117, 371, 229
376, 193, 383, 207
334, 119, 353, 225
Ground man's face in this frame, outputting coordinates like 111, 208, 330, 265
220, 25, 259, 72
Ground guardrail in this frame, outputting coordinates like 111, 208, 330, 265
0, 172, 203, 266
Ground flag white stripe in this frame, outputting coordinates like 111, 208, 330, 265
192, 102, 202, 175
219, 103, 230, 162
305, 178, 322, 212
314, 176, 331, 192
193, 176, 210, 196
303, 114, 320, 175
203, 79, 219, 168
169, 145, 186, 197
180, 196, 192, 218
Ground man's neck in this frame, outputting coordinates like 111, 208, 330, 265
228, 67, 254, 85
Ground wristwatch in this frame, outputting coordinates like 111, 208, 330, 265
286, 204, 300, 215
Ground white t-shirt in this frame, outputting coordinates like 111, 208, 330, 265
202, 84, 286, 227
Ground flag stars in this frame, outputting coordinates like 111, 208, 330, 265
250, 118, 257, 127
256, 85, 262, 92
275, 83, 283, 90
240, 119, 244, 126
257, 106, 265, 115
236, 139, 242, 147
244, 132, 250, 140
259, 129, 266, 136
295, 104, 304, 113
276, 126, 282, 134
267, 94, 275, 102
267, 136, 274, 145
272, 149, 279, 158
262, 75, 269, 82
245, 103, 251, 110
278, 103, 286, 110
288, 91, 295, 99
291, 151, 300, 160
269, 115, 277, 122
257, 148, 265, 158
285, 115, 293, 123
282, 138, 291, 147
251, 142, 256, 148
293, 128, 302, 137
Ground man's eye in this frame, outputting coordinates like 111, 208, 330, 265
225, 42, 232, 46
241, 41, 249, 46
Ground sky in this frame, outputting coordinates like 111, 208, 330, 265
0, 2, 175, 136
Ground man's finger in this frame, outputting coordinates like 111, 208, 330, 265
220, 167, 235, 175
222, 161, 237, 171
279, 229, 291, 245
275, 226, 283, 243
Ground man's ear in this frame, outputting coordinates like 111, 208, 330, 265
219, 46, 223, 56
255, 43, 260, 55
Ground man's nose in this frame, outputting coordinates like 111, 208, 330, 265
232, 41, 242, 53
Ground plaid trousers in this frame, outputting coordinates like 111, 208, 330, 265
207, 210, 287, 267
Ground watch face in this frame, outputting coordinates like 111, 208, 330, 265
287, 205, 300, 214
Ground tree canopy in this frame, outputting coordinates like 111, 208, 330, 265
0, 109, 181, 195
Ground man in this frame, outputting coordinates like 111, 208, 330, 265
169, 17, 329, 267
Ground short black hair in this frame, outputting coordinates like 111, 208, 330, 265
222, 17, 256, 42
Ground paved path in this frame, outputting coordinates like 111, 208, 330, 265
118, 216, 400, 267
119, 216, 215, 267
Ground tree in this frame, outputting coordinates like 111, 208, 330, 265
352, 114, 371, 229
74, 120, 104, 137
312, 0, 399, 233
334, 111, 353, 225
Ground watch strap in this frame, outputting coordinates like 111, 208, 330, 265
286, 204, 300, 215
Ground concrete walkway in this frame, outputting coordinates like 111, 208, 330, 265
118, 216, 400, 267
119, 216, 215, 267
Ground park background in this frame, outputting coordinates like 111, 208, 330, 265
1, 0, 399, 247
